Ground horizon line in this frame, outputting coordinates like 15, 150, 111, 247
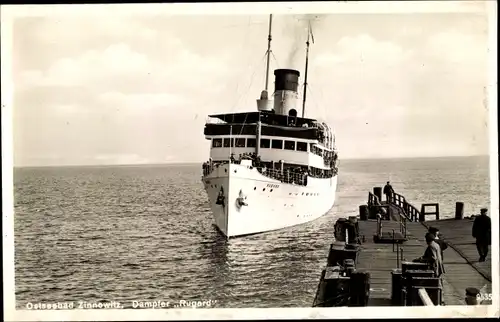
12, 154, 490, 169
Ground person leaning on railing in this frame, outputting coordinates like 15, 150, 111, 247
413, 232, 445, 279
428, 227, 448, 261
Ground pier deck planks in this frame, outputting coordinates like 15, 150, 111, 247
355, 205, 492, 306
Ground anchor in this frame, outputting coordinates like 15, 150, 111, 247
236, 189, 248, 208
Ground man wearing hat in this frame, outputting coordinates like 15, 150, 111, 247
414, 232, 445, 278
428, 227, 448, 260
472, 208, 491, 262
465, 287, 480, 305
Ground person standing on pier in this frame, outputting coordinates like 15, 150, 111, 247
383, 181, 394, 203
428, 227, 448, 260
472, 208, 491, 262
414, 233, 445, 278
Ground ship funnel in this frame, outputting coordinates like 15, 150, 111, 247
273, 69, 300, 117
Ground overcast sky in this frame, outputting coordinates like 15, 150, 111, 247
6, 2, 493, 166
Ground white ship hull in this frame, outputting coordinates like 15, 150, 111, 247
202, 162, 337, 238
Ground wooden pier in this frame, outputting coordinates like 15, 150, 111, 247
313, 188, 492, 307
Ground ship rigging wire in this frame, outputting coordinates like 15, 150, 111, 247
229, 51, 269, 113
232, 50, 270, 139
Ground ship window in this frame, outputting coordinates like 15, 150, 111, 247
246, 138, 256, 148
212, 138, 222, 148
296, 142, 307, 152
284, 140, 295, 151
223, 138, 234, 148
235, 138, 246, 148
260, 138, 270, 148
271, 139, 283, 149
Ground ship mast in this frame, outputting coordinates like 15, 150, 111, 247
256, 14, 273, 155
256, 14, 274, 113
302, 21, 313, 118
264, 14, 273, 92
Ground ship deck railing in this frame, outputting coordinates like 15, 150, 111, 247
202, 160, 337, 185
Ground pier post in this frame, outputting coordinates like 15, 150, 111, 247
391, 269, 403, 305
359, 205, 369, 221
373, 187, 382, 202
419, 205, 426, 222
349, 271, 371, 306
455, 202, 464, 220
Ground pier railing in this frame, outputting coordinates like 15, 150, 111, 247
367, 189, 440, 222
390, 192, 421, 222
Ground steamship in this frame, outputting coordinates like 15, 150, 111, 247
201, 15, 339, 238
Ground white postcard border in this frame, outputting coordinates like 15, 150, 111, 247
2, 1, 498, 320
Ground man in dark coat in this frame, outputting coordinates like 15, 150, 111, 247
383, 181, 394, 203
414, 232, 445, 277
472, 208, 491, 262
428, 227, 448, 260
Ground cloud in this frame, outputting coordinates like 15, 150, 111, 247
12, 14, 490, 165
338, 34, 408, 63
98, 91, 186, 112
312, 34, 410, 67
30, 17, 159, 45
17, 41, 237, 95
17, 43, 150, 88
425, 30, 488, 65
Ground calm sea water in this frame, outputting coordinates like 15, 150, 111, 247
13, 156, 490, 309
